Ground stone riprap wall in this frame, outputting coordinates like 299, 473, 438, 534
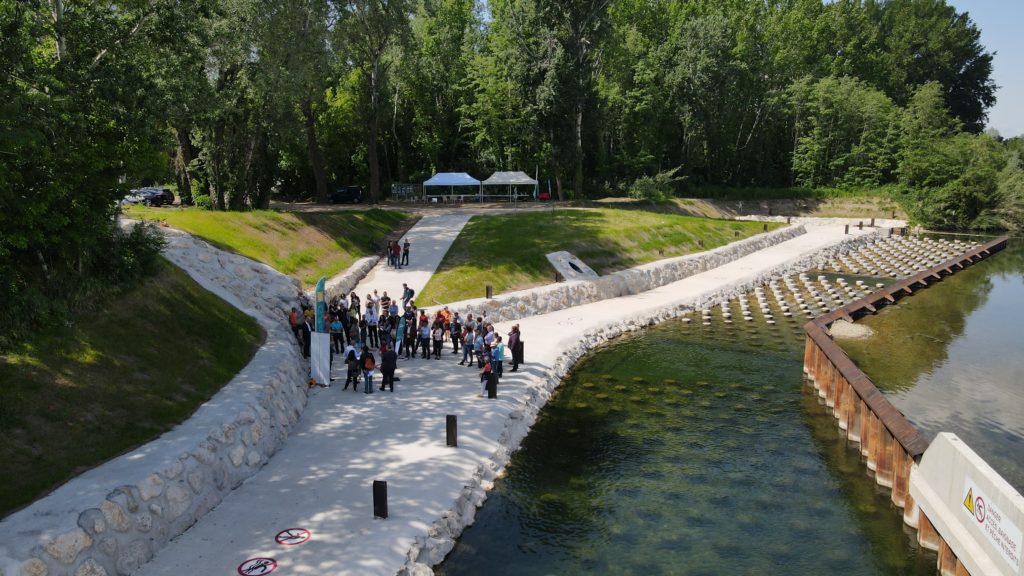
736, 215, 907, 229
320, 256, 379, 300
0, 227, 311, 576
441, 225, 809, 322
400, 228, 882, 575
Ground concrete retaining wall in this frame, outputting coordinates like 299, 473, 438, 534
0, 227, 313, 576
440, 225, 811, 322
910, 433, 1024, 576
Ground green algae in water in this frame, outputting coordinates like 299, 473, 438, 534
436, 317, 937, 576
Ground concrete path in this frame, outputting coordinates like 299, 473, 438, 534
353, 213, 472, 303
137, 224, 871, 576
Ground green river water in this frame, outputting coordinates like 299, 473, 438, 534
436, 236, 1021, 575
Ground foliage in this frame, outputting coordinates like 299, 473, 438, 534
0, 259, 263, 517
417, 208, 781, 303
126, 207, 409, 285
628, 168, 685, 201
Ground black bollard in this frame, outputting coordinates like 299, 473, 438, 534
858, 221, 863, 230
487, 373, 498, 399
763, 223, 769, 232
485, 285, 493, 299
698, 239, 704, 247
870, 217, 875, 227
844, 224, 850, 235
734, 230, 740, 237
373, 480, 388, 519
787, 216, 791, 224
446, 415, 458, 447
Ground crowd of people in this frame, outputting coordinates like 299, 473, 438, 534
288, 277, 524, 397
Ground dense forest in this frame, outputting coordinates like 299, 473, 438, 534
2, 0, 1024, 342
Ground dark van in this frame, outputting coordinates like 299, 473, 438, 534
329, 186, 364, 204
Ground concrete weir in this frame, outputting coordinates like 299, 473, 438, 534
803, 235, 1019, 576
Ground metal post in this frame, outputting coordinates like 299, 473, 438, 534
858, 221, 863, 230
487, 373, 498, 399
844, 224, 850, 235
787, 216, 791, 224
698, 239, 704, 248
446, 415, 458, 447
763, 223, 769, 232
485, 285, 493, 299
870, 218, 875, 227
373, 480, 388, 519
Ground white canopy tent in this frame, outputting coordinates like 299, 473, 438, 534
422, 172, 481, 203
482, 171, 538, 203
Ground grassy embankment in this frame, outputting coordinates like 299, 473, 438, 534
126, 207, 410, 286
0, 260, 264, 518
418, 208, 783, 304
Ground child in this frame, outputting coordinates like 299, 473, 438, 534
343, 350, 360, 391
479, 357, 492, 397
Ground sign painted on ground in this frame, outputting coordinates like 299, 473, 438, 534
238, 557, 278, 575
963, 477, 1023, 572
275, 528, 312, 546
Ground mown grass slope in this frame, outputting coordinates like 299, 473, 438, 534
418, 208, 782, 304
0, 259, 264, 518
126, 207, 409, 286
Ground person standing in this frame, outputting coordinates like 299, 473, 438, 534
473, 330, 485, 368
402, 283, 414, 310
301, 316, 314, 359
450, 312, 462, 354
380, 344, 398, 392
492, 335, 505, 378
343, 350, 360, 391
460, 325, 473, 365
401, 239, 411, 266
330, 314, 344, 354
419, 321, 431, 359
508, 325, 522, 372
431, 324, 444, 359
479, 357, 492, 396
289, 307, 302, 344
366, 306, 379, 348
360, 346, 376, 394
391, 241, 402, 268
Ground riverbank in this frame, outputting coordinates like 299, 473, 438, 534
131, 223, 874, 576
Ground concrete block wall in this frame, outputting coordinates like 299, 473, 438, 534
441, 225, 870, 323
0, 226, 333, 576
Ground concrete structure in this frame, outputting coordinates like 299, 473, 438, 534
911, 433, 1024, 576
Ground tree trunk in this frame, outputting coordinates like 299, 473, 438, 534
574, 104, 584, 200
302, 98, 329, 204
212, 121, 226, 210
174, 126, 196, 205
367, 62, 381, 203
51, 0, 66, 62
555, 172, 564, 202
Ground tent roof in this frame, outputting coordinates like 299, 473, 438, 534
482, 171, 538, 186
423, 172, 480, 187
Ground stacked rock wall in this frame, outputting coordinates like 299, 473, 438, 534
0, 226, 321, 576
442, 225, 808, 321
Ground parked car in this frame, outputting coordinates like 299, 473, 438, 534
329, 186, 364, 204
124, 187, 174, 207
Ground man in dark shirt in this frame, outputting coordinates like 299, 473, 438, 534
380, 344, 398, 392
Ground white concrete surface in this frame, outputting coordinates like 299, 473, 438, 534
352, 213, 472, 303
910, 433, 1024, 576
134, 223, 872, 576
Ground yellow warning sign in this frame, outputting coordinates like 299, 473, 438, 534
963, 488, 974, 514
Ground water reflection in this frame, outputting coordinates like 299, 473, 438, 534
837, 238, 1024, 491
437, 315, 934, 575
